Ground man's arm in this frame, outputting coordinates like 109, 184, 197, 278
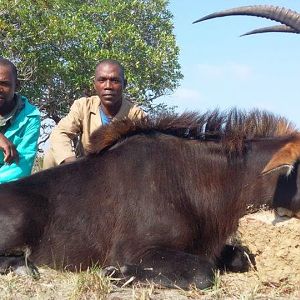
48, 99, 83, 165
0, 116, 40, 183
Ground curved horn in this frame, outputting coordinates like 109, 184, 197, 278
241, 25, 299, 36
193, 5, 300, 32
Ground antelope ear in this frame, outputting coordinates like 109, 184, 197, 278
262, 141, 300, 175
262, 164, 294, 176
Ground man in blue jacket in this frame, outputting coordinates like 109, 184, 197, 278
0, 58, 40, 183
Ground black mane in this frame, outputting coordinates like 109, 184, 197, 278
87, 109, 296, 154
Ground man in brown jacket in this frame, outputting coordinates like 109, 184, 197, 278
43, 59, 144, 169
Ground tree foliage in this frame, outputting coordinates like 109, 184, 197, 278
0, 0, 182, 123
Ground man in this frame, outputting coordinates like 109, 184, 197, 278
43, 59, 144, 168
0, 58, 41, 183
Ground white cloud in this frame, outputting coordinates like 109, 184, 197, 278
172, 88, 202, 102
197, 62, 253, 81
157, 87, 204, 112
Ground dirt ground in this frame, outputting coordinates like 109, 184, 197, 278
217, 210, 300, 299
0, 210, 298, 300
108, 210, 300, 300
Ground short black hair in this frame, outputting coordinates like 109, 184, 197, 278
95, 59, 126, 84
0, 57, 18, 82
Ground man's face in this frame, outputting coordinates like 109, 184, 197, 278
0, 65, 16, 111
94, 63, 124, 109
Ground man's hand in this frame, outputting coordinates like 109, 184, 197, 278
0, 133, 19, 164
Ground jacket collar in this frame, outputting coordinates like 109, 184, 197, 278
90, 95, 127, 117
0, 94, 24, 127
90, 95, 101, 115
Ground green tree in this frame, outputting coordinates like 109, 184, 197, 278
0, 0, 182, 124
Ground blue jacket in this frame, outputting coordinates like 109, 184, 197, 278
0, 96, 41, 183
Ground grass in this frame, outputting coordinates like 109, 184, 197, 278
71, 267, 112, 300
0, 264, 298, 300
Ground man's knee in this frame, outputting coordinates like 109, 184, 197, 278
42, 149, 57, 170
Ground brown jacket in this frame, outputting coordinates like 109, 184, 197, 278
43, 96, 144, 168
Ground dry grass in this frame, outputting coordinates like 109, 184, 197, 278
0, 267, 113, 300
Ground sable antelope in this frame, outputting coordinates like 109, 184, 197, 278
0, 110, 299, 289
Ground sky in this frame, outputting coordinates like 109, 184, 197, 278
157, 0, 300, 128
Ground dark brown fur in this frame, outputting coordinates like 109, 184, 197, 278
0, 109, 299, 290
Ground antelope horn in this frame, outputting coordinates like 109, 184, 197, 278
241, 25, 299, 36
193, 5, 300, 33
